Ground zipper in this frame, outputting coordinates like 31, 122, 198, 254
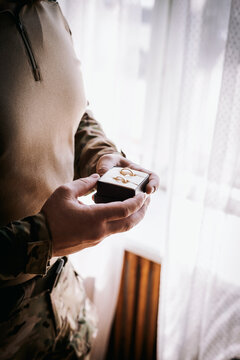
16, 16, 41, 81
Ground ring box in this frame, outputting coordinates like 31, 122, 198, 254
94, 167, 149, 203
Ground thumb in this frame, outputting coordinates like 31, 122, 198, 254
97, 157, 116, 176
70, 174, 100, 198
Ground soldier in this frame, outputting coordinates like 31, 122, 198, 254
0, 0, 159, 359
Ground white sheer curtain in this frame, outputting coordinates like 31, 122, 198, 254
59, 0, 240, 359
157, 0, 240, 359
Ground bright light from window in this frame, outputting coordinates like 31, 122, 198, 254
141, 0, 155, 8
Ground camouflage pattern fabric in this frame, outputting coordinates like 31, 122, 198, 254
0, 213, 52, 284
0, 259, 97, 359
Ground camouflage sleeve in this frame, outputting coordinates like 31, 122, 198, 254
74, 109, 121, 179
0, 212, 52, 281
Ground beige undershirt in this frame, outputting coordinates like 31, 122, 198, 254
0, 0, 87, 282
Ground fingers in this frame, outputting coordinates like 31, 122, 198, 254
96, 153, 121, 176
94, 193, 147, 221
68, 174, 100, 198
145, 173, 160, 194
119, 162, 160, 194
120, 162, 160, 194
106, 196, 150, 234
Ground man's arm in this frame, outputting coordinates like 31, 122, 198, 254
74, 110, 160, 194
0, 213, 52, 281
74, 109, 122, 179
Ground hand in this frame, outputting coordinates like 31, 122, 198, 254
41, 174, 150, 256
96, 153, 160, 194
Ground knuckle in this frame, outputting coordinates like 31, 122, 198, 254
98, 166, 108, 174
121, 206, 130, 218
58, 184, 71, 195
98, 154, 112, 164
103, 153, 114, 160
123, 220, 132, 232
135, 197, 143, 208
80, 178, 90, 185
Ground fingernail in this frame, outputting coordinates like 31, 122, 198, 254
91, 173, 100, 178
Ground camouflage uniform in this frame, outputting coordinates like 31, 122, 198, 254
0, 257, 97, 360
0, 0, 120, 357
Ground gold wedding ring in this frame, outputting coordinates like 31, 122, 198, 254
120, 167, 136, 176
113, 176, 129, 184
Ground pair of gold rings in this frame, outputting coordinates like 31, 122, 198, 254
113, 168, 136, 184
